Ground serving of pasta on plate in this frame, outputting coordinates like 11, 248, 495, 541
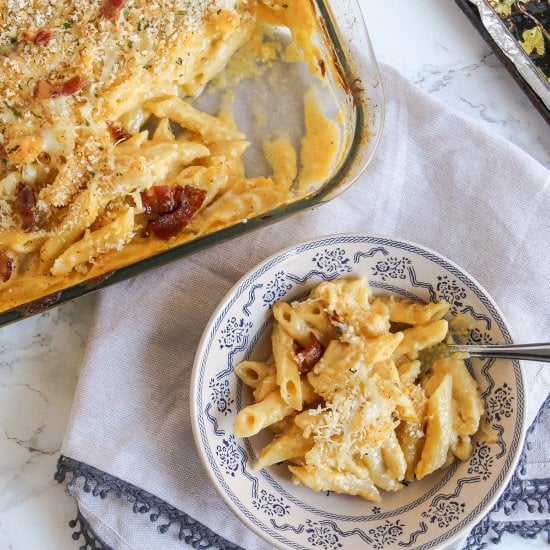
234, 277, 485, 501
0, 0, 344, 314
192, 234, 524, 549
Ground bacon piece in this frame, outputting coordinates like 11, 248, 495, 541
144, 185, 206, 240
61, 76, 90, 95
34, 76, 89, 99
0, 144, 7, 158
296, 334, 325, 373
34, 28, 53, 44
16, 182, 37, 231
24, 28, 52, 45
141, 185, 177, 215
106, 120, 131, 143
101, 0, 125, 20
0, 251, 13, 283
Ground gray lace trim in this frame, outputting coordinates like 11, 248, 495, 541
55, 457, 243, 550
55, 394, 549, 550
463, 393, 550, 549
69, 507, 110, 550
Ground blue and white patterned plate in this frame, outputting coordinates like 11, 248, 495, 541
190, 234, 526, 550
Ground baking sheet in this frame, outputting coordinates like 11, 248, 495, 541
467, 0, 550, 112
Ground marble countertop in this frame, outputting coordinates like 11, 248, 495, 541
0, 1, 548, 549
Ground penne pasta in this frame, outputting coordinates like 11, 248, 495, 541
381, 431, 407, 481
398, 360, 421, 386
363, 446, 403, 492
144, 97, 245, 144
273, 301, 313, 347
234, 361, 274, 389
289, 463, 381, 502
51, 208, 135, 277
255, 424, 312, 470
431, 355, 483, 435
272, 321, 303, 410
416, 374, 454, 480
118, 107, 150, 136
381, 295, 451, 325
233, 390, 294, 438
253, 373, 279, 402
395, 319, 449, 357
291, 300, 334, 344
152, 118, 177, 143
232, 278, 485, 502
40, 188, 100, 270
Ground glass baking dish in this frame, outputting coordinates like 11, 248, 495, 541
0, 0, 384, 327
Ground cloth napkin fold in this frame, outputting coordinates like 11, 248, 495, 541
58, 64, 550, 549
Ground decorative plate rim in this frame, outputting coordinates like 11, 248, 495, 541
190, 232, 527, 550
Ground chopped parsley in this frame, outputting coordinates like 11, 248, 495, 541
5, 104, 21, 118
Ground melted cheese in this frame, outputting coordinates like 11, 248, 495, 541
241, 278, 486, 501
298, 88, 341, 192
263, 136, 297, 189
0, 0, 347, 312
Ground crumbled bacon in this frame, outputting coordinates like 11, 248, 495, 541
61, 76, 90, 95
34, 76, 90, 99
0, 144, 6, 158
106, 121, 131, 143
23, 28, 52, 45
296, 334, 325, 373
142, 185, 206, 240
101, 0, 125, 20
0, 251, 13, 283
141, 185, 177, 215
16, 182, 37, 231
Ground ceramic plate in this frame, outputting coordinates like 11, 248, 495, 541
191, 234, 526, 549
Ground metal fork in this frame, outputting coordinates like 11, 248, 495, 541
447, 342, 550, 362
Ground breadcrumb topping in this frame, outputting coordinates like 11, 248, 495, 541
0, 0, 238, 228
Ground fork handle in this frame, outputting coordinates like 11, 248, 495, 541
448, 342, 550, 362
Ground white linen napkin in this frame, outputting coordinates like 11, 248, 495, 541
59, 64, 550, 549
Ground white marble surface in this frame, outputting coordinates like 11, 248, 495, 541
0, 1, 548, 549
363, 0, 549, 169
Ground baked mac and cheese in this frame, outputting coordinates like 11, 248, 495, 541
234, 277, 485, 501
0, 0, 341, 312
